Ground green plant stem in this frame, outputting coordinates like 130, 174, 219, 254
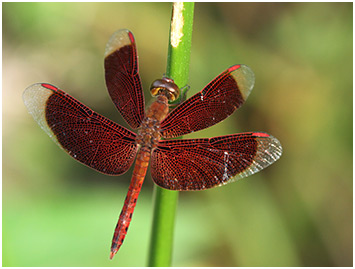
148, 2, 194, 267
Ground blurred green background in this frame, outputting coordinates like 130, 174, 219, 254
3, 2, 352, 267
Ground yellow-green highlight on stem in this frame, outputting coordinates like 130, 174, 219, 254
148, 2, 194, 267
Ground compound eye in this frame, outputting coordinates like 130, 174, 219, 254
150, 77, 180, 101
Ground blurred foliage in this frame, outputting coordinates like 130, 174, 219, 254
3, 2, 352, 267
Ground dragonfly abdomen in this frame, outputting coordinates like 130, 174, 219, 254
110, 147, 151, 259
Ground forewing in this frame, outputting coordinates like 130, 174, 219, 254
104, 29, 145, 129
160, 65, 255, 138
23, 83, 138, 175
151, 132, 282, 190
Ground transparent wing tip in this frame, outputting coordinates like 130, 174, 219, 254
228, 64, 255, 101
104, 29, 134, 58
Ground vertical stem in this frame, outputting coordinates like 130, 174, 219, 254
148, 2, 194, 267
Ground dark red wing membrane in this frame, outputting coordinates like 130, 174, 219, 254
151, 132, 282, 191
160, 65, 255, 138
23, 83, 138, 175
104, 29, 145, 129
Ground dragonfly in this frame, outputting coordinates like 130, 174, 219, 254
23, 29, 282, 259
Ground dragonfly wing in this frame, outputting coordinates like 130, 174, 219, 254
160, 65, 255, 138
151, 132, 282, 190
104, 29, 145, 129
23, 83, 138, 175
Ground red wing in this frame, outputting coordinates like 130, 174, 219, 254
23, 83, 138, 175
160, 65, 255, 138
151, 132, 282, 190
104, 29, 145, 129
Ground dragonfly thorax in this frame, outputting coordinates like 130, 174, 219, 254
136, 95, 169, 149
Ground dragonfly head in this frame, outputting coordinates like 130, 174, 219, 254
150, 77, 180, 101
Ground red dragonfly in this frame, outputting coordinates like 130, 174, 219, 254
23, 29, 282, 259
